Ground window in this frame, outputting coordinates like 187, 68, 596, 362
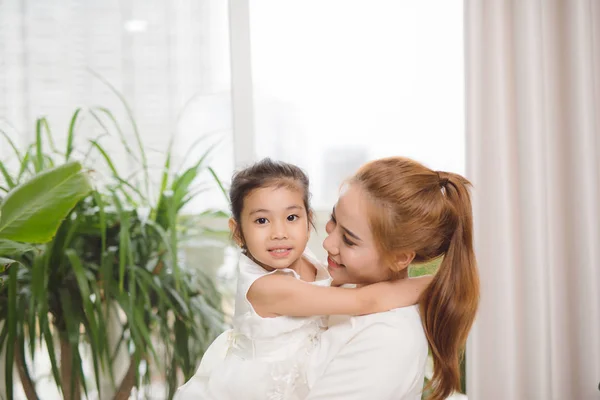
248, 0, 465, 209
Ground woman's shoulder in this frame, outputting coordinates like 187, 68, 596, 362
326, 305, 426, 348
358, 305, 424, 334
307, 306, 428, 389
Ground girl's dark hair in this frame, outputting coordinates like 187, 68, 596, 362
229, 158, 313, 239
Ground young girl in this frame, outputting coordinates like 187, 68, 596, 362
174, 159, 431, 400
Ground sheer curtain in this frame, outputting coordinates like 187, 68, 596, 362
465, 1, 600, 399
0, 0, 233, 211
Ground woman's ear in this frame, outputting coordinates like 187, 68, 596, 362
391, 251, 416, 272
228, 218, 243, 247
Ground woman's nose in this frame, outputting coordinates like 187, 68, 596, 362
323, 232, 338, 255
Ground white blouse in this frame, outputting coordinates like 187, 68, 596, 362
304, 305, 428, 399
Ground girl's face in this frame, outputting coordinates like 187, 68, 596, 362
230, 185, 310, 271
323, 184, 393, 285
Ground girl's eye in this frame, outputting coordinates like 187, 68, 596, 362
343, 235, 356, 247
255, 217, 268, 224
287, 214, 299, 222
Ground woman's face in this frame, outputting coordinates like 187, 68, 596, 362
323, 183, 393, 285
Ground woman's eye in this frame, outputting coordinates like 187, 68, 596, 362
255, 217, 268, 224
287, 214, 299, 222
343, 235, 356, 247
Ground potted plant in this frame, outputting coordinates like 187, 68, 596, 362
0, 102, 227, 399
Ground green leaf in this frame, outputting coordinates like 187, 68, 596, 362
92, 190, 106, 265
5, 262, 17, 400
43, 154, 55, 168
175, 130, 222, 173
0, 160, 15, 189
39, 116, 63, 156
0, 239, 34, 257
90, 107, 139, 164
35, 118, 44, 172
208, 166, 228, 202
0, 127, 23, 164
89, 140, 120, 178
16, 146, 33, 183
40, 313, 62, 391
65, 108, 82, 161
158, 144, 172, 202
89, 70, 149, 197
111, 192, 129, 291
0, 257, 18, 269
0, 162, 92, 243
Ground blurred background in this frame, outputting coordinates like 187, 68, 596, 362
0, 1, 598, 399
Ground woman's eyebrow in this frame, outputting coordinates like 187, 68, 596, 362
342, 227, 362, 241
332, 206, 362, 241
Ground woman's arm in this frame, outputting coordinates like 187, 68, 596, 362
247, 274, 432, 317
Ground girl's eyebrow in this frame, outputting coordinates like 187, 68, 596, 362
249, 205, 303, 215
249, 208, 270, 215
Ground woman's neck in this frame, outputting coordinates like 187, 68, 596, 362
343, 268, 409, 288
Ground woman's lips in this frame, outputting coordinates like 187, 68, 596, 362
327, 256, 344, 269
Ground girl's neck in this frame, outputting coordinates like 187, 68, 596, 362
248, 251, 317, 282
288, 255, 317, 282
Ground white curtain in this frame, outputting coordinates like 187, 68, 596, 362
465, 0, 600, 399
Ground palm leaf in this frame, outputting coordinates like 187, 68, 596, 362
65, 108, 82, 161
207, 166, 228, 202
89, 108, 142, 177
88, 70, 149, 197
0, 126, 23, 164
0, 161, 15, 189
0, 239, 34, 257
40, 313, 62, 392
5, 263, 17, 400
34, 118, 44, 172
0, 162, 92, 243
16, 146, 34, 183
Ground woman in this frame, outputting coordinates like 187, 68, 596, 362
304, 157, 479, 400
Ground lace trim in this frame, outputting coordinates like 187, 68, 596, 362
266, 328, 321, 400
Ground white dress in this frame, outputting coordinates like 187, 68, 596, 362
174, 250, 332, 400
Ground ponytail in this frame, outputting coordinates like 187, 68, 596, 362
419, 172, 480, 400
352, 157, 480, 400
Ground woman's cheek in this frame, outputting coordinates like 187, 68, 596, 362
325, 220, 334, 234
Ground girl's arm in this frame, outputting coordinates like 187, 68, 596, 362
247, 274, 433, 318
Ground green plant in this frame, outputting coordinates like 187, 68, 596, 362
0, 100, 227, 399
0, 161, 93, 400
